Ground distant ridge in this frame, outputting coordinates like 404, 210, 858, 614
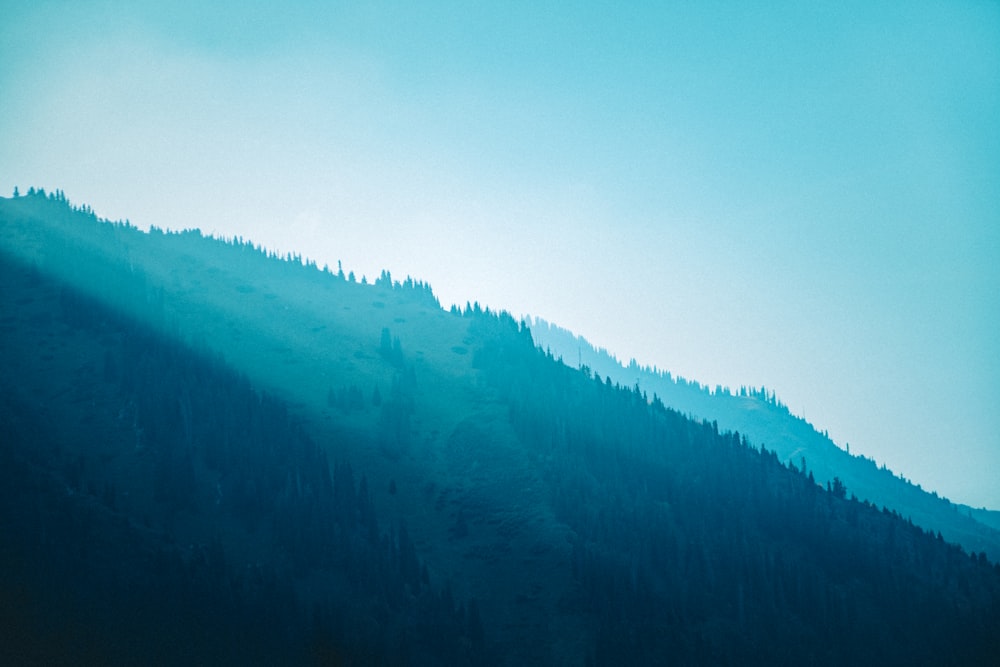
529, 316, 1000, 561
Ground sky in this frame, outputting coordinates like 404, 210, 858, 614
2, 1, 998, 509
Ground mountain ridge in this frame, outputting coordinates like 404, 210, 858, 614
3, 188, 997, 560
530, 316, 1000, 560
2, 189, 998, 663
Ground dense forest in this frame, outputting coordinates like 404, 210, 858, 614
0, 254, 482, 665
2, 190, 999, 664
472, 310, 1000, 664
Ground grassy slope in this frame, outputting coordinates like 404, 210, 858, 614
0, 195, 585, 664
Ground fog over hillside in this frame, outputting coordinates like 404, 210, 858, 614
2, 2, 997, 509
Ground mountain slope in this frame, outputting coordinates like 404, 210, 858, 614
0, 191, 587, 663
2, 190, 999, 664
530, 317, 1000, 562
0, 251, 492, 665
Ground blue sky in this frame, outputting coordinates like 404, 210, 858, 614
2, 1, 998, 508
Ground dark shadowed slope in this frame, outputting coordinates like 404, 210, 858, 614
0, 191, 588, 664
0, 252, 488, 665
2, 190, 999, 665
530, 317, 1000, 562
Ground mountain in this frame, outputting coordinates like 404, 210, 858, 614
2, 189, 999, 665
530, 318, 1000, 562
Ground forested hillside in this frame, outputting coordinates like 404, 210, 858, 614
2, 190, 998, 664
0, 253, 481, 664
531, 317, 1000, 562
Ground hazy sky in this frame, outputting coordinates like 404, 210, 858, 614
2, 2, 998, 508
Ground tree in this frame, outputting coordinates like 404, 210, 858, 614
12, 186, 19, 197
